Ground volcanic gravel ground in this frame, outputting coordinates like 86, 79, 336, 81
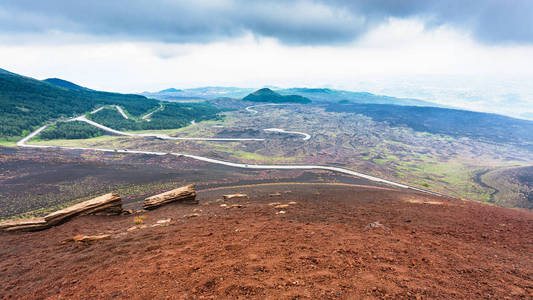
0, 147, 381, 219
1, 183, 533, 299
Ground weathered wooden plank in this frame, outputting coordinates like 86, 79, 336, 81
1, 193, 123, 231
143, 184, 197, 210
44, 193, 122, 225
0, 218, 48, 231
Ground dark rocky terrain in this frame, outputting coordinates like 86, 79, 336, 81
1, 183, 532, 299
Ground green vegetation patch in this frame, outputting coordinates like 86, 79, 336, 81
38, 121, 104, 140
0, 69, 159, 138
89, 102, 222, 131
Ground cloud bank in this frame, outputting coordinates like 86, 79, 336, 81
0, 0, 532, 45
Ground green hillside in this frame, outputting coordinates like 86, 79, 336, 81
43, 78, 90, 91
0, 68, 159, 138
88, 103, 222, 131
243, 88, 311, 104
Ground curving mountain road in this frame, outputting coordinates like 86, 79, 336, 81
264, 128, 311, 141
142, 103, 164, 121
18, 137, 442, 196
73, 115, 265, 141
17, 109, 444, 197
114, 105, 129, 119
90, 107, 104, 114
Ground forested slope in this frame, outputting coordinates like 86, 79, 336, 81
0, 68, 158, 138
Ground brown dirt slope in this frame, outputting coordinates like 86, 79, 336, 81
1, 183, 533, 299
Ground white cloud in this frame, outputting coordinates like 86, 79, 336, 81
1, 18, 533, 117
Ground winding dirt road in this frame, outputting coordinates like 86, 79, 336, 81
17, 106, 444, 197
264, 128, 311, 141
141, 103, 164, 120
114, 105, 129, 119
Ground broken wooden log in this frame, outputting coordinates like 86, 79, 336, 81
44, 193, 122, 226
143, 184, 197, 210
0, 218, 48, 232
0, 193, 123, 232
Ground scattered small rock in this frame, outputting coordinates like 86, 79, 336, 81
363, 221, 391, 232
220, 204, 229, 208
269, 193, 281, 197
275, 204, 289, 209
156, 218, 171, 224
276, 210, 286, 214
223, 193, 249, 201
61, 234, 111, 244
215, 199, 223, 203
127, 226, 138, 232
229, 204, 244, 209
288, 201, 297, 205
184, 213, 200, 218
268, 202, 281, 206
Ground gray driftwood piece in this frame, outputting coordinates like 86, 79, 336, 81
143, 184, 197, 210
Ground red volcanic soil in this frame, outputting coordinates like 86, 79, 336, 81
1, 183, 533, 299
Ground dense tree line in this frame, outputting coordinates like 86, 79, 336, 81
89, 108, 138, 131
0, 69, 159, 138
39, 121, 104, 140
88, 103, 222, 131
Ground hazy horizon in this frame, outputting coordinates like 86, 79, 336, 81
1, 1, 533, 117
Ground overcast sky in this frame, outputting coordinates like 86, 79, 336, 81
1, 0, 533, 116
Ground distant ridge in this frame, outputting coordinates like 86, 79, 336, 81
243, 88, 311, 104
0, 68, 16, 76
43, 78, 90, 91
143, 86, 439, 107
280, 88, 437, 107
159, 88, 183, 93
287, 88, 332, 93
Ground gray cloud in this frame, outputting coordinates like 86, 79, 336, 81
0, 0, 532, 45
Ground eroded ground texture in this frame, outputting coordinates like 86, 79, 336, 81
1, 183, 532, 299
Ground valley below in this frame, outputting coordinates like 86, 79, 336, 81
2, 2, 533, 297
2, 74, 533, 299
17, 100, 533, 213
